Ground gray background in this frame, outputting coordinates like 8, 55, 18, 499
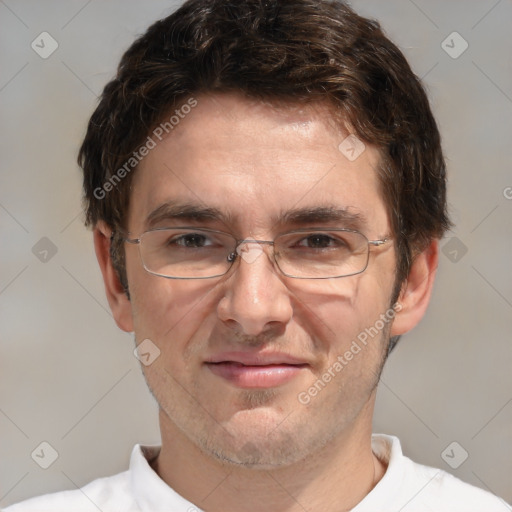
1, 0, 511, 508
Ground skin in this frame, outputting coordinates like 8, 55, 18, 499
94, 92, 438, 512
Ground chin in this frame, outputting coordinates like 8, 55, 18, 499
201, 432, 307, 469
194, 409, 333, 469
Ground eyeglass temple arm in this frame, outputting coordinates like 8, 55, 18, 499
110, 232, 140, 244
368, 237, 391, 246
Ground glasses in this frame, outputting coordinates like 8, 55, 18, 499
120, 227, 391, 280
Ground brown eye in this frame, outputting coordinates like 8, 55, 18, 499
173, 233, 210, 248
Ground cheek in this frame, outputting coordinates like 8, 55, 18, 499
129, 271, 220, 352
291, 274, 391, 350
290, 277, 393, 403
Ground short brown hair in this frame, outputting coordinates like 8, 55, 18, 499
79, 0, 451, 314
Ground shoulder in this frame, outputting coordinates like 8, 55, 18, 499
400, 456, 509, 511
360, 434, 510, 512
3, 470, 135, 512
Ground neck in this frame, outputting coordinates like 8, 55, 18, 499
151, 402, 386, 512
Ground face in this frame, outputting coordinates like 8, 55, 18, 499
123, 93, 398, 467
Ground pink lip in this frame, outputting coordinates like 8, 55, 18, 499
205, 351, 309, 388
206, 361, 307, 388
205, 351, 308, 366
205, 351, 308, 388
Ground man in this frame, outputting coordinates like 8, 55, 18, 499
6, 0, 509, 510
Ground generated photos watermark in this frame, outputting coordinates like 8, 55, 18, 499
297, 303, 402, 405
93, 97, 198, 200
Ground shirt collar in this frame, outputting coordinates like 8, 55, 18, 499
129, 444, 203, 512
351, 434, 405, 511
129, 434, 401, 512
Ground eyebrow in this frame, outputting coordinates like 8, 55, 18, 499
144, 200, 367, 231
145, 201, 234, 229
278, 205, 366, 230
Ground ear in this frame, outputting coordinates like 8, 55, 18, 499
390, 239, 439, 336
93, 221, 134, 333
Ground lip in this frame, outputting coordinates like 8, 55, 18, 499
205, 351, 309, 388
205, 351, 308, 366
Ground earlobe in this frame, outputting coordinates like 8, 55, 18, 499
390, 239, 439, 337
93, 221, 134, 333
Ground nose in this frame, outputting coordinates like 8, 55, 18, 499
217, 241, 293, 337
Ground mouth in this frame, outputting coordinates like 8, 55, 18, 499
204, 352, 309, 388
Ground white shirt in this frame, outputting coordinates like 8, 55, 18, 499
5, 434, 510, 512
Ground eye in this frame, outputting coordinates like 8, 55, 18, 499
296, 233, 346, 249
170, 233, 213, 248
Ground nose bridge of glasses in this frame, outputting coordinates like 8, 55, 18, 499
233, 238, 276, 266
236, 238, 274, 248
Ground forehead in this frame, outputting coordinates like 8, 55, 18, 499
128, 93, 388, 235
